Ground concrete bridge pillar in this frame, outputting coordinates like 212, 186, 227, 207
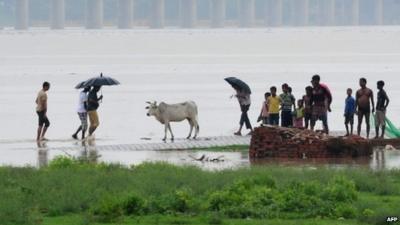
180, 0, 196, 28
118, 0, 133, 29
211, 0, 225, 28
15, 0, 29, 30
318, 0, 334, 26
351, 0, 359, 25
375, 0, 384, 25
50, 0, 65, 29
298, 0, 309, 26
239, 0, 254, 27
86, 0, 103, 29
270, 0, 282, 26
150, 0, 164, 28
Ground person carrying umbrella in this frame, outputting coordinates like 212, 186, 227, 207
87, 86, 103, 138
225, 77, 253, 136
72, 87, 91, 140
75, 73, 120, 139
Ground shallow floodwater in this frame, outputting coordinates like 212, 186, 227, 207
1, 27, 400, 168
1, 140, 400, 170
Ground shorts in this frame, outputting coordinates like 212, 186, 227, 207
78, 112, 88, 130
345, 114, 354, 125
311, 113, 328, 128
269, 114, 279, 125
358, 107, 370, 118
88, 110, 99, 128
37, 111, 50, 127
281, 111, 293, 127
375, 110, 386, 127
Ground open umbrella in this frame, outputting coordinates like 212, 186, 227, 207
75, 73, 120, 89
224, 77, 251, 94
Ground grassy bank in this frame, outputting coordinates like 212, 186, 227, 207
1, 157, 399, 225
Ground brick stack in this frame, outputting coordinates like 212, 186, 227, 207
249, 126, 373, 159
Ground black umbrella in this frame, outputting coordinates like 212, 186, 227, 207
224, 77, 251, 94
75, 73, 120, 89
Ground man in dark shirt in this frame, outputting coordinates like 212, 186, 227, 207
310, 75, 332, 134
375, 80, 389, 139
87, 86, 103, 138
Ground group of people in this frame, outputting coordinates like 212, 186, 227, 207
35, 74, 390, 142
35, 82, 103, 142
234, 75, 390, 139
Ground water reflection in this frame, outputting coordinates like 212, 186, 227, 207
250, 149, 400, 170
37, 141, 48, 168
78, 139, 100, 163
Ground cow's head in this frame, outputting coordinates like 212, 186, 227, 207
146, 101, 158, 116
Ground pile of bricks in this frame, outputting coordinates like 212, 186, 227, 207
249, 126, 373, 159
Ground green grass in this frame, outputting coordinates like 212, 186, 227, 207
188, 145, 249, 152
0, 157, 399, 225
42, 214, 363, 225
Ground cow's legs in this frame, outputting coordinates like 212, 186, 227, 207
168, 124, 174, 141
163, 123, 169, 142
193, 119, 199, 139
187, 119, 193, 139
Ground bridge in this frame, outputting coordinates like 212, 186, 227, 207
10, 0, 400, 30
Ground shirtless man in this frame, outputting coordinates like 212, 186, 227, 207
356, 78, 375, 138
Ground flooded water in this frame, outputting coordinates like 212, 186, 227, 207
1, 27, 400, 169
1, 140, 400, 170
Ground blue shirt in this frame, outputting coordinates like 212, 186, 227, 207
345, 96, 356, 114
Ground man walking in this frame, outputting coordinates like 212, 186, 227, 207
356, 78, 374, 138
36, 82, 50, 141
375, 80, 389, 139
234, 89, 253, 136
72, 87, 91, 140
87, 86, 103, 138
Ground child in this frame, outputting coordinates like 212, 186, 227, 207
293, 99, 305, 128
258, 92, 271, 125
344, 88, 356, 136
375, 80, 389, 139
267, 86, 281, 125
303, 86, 313, 129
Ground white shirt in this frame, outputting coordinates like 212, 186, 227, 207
77, 91, 88, 113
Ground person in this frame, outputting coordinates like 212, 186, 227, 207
310, 75, 332, 134
344, 88, 356, 136
280, 83, 295, 127
303, 86, 313, 129
234, 89, 253, 136
258, 92, 271, 125
72, 87, 91, 140
35, 82, 50, 141
356, 78, 374, 139
267, 86, 281, 125
293, 99, 305, 128
87, 86, 103, 138
375, 80, 390, 139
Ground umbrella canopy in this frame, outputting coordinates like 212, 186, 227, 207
75, 73, 120, 89
224, 77, 251, 94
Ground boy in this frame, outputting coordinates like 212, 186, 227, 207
280, 83, 295, 127
344, 88, 356, 136
36, 82, 50, 142
303, 86, 313, 129
375, 81, 389, 139
267, 86, 281, 125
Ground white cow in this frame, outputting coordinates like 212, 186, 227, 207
146, 101, 200, 141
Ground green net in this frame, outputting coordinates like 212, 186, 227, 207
370, 113, 400, 138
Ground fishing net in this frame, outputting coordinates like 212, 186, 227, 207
370, 113, 400, 138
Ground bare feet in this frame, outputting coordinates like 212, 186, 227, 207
72, 134, 78, 140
